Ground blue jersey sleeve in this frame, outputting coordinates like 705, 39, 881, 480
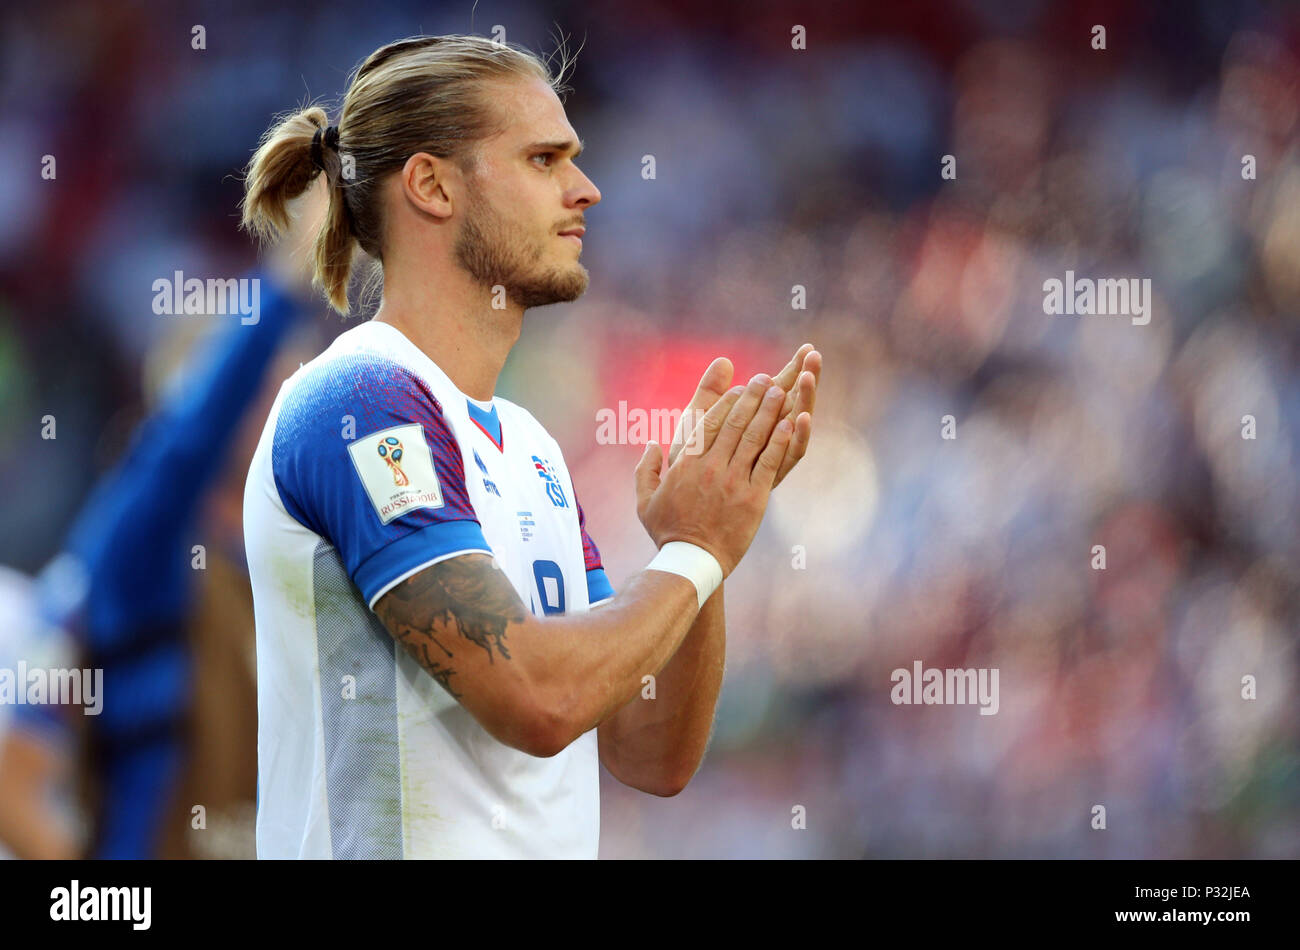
575, 492, 615, 606
272, 354, 493, 609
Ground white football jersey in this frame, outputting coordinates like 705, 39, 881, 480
244, 319, 615, 859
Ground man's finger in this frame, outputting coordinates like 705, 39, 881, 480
731, 383, 787, 472
788, 365, 818, 421
772, 351, 821, 487
772, 343, 813, 395
634, 439, 663, 515
753, 416, 795, 489
774, 411, 813, 487
798, 352, 821, 411
669, 357, 734, 464
674, 406, 709, 458
781, 350, 820, 419
678, 384, 746, 459
709, 375, 772, 461
694, 357, 735, 404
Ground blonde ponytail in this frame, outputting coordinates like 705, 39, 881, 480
240, 105, 359, 315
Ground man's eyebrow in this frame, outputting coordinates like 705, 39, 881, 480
523, 138, 584, 157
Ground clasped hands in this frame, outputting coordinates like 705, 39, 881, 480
634, 344, 821, 576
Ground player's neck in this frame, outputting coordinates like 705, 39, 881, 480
373, 270, 523, 402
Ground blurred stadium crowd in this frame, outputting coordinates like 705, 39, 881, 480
1, 0, 1298, 857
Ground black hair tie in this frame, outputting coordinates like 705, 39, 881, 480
310, 124, 341, 172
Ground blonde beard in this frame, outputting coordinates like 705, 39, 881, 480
454, 190, 589, 309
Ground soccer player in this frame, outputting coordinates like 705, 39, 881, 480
240, 34, 820, 859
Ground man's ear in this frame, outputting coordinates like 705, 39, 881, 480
400, 152, 457, 221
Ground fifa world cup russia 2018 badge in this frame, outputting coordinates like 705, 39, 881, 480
348, 424, 444, 525
378, 436, 409, 486
532, 455, 568, 509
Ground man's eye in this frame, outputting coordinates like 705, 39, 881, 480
531, 153, 554, 167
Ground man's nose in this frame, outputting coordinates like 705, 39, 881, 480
569, 167, 601, 208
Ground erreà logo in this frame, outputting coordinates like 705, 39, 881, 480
349, 423, 444, 524
473, 448, 501, 497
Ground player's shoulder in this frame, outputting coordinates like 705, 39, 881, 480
286, 319, 417, 380
270, 323, 456, 474
279, 322, 442, 417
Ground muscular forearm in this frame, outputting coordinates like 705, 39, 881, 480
597, 583, 725, 795
538, 567, 711, 742
376, 554, 709, 757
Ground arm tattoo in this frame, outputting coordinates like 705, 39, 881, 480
375, 554, 527, 699
421, 659, 460, 699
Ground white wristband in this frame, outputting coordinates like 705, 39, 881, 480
646, 541, 724, 609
